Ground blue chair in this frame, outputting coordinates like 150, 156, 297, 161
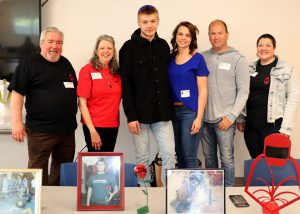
60, 162, 78, 186
244, 158, 300, 186
124, 163, 138, 187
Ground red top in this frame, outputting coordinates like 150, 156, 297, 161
77, 63, 121, 127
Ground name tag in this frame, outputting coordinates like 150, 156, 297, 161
250, 72, 258, 77
91, 72, 102, 79
181, 90, 190, 98
218, 63, 231, 70
63, 82, 74, 88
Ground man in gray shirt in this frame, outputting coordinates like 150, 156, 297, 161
201, 20, 249, 186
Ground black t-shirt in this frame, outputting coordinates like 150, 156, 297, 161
246, 58, 278, 126
8, 54, 78, 133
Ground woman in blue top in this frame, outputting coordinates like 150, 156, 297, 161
169, 21, 209, 168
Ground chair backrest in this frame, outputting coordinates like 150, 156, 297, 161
124, 163, 138, 187
60, 162, 77, 186
244, 158, 300, 186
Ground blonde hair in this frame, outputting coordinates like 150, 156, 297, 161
90, 35, 119, 74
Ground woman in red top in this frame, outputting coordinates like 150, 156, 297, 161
77, 35, 121, 151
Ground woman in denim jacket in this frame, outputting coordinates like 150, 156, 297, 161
237, 34, 300, 159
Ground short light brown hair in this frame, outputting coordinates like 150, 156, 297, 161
137, 5, 158, 17
208, 19, 228, 34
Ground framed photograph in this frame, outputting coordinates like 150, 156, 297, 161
0, 168, 42, 214
166, 169, 225, 214
77, 152, 124, 211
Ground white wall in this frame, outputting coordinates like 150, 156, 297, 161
1, 0, 300, 177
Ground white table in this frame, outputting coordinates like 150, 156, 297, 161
227, 186, 300, 214
41, 186, 165, 214
41, 186, 300, 213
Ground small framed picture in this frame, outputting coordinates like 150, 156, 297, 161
166, 169, 225, 214
77, 152, 124, 211
0, 168, 42, 214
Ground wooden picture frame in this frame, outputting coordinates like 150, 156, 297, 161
0, 168, 42, 214
77, 152, 124, 211
166, 169, 225, 214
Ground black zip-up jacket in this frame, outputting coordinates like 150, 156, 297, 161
119, 29, 173, 123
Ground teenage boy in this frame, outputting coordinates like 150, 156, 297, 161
119, 5, 176, 186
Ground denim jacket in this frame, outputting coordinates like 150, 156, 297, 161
240, 58, 300, 136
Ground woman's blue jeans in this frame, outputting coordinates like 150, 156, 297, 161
172, 105, 200, 168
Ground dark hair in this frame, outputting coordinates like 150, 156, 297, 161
170, 21, 199, 55
208, 19, 228, 33
256, 34, 276, 48
96, 158, 108, 167
90, 35, 119, 74
95, 158, 108, 172
138, 5, 158, 16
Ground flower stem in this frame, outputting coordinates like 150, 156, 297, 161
143, 179, 148, 206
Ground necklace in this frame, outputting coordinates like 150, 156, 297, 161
101, 68, 112, 88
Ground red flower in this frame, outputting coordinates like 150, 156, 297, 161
264, 76, 270, 85
134, 163, 147, 179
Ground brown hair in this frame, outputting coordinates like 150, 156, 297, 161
170, 21, 199, 55
257, 34, 276, 48
137, 5, 158, 17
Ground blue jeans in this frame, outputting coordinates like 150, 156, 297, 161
133, 121, 176, 186
173, 106, 200, 168
201, 121, 236, 186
